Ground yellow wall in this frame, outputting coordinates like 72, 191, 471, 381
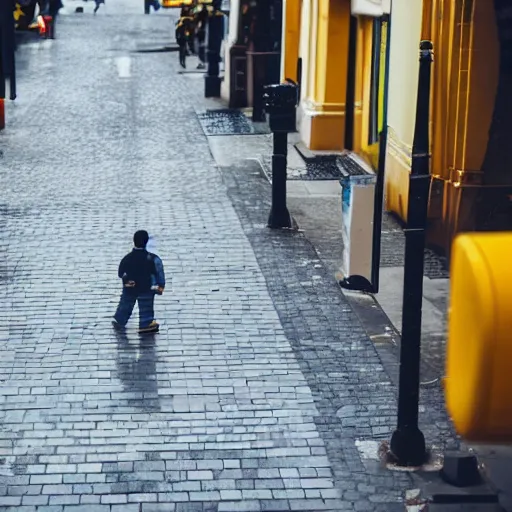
427, 0, 500, 254
385, 0, 500, 252
298, 0, 351, 151
281, 0, 302, 82
460, 0, 498, 173
384, 0, 424, 220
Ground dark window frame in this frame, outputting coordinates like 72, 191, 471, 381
368, 17, 383, 146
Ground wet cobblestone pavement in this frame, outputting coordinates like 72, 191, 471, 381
379, 216, 449, 279
0, 2, 461, 511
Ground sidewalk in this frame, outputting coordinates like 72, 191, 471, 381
201, 104, 512, 511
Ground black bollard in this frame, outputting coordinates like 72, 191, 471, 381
2, 0, 17, 100
264, 82, 298, 229
389, 40, 434, 467
204, 0, 224, 98
268, 131, 291, 229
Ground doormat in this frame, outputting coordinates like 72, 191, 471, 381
261, 154, 344, 180
197, 109, 271, 136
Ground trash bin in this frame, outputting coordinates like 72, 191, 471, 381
339, 155, 376, 291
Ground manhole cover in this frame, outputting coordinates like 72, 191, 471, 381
197, 109, 270, 136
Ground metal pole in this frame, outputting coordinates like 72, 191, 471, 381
251, 0, 268, 122
0, 17, 4, 130
0, 10, 5, 100
389, 40, 433, 467
6, 0, 16, 100
296, 57, 302, 99
268, 131, 291, 229
204, 0, 224, 98
344, 15, 358, 151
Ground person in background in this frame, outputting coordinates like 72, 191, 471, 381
93, 0, 104, 14
113, 230, 165, 334
176, 8, 193, 69
82, 0, 104, 14
144, 0, 160, 14
194, 4, 207, 70
38, 0, 63, 17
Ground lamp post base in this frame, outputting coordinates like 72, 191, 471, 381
268, 208, 292, 230
390, 426, 427, 467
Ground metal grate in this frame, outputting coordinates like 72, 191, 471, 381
197, 109, 270, 136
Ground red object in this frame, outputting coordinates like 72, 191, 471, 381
38, 15, 54, 38
0, 99, 5, 131
37, 15, 46, 34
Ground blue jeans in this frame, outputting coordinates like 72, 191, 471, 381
114, 290, 155, 329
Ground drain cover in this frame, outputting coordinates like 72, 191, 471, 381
197, 109, 270, 136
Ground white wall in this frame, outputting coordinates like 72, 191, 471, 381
298, 0, 312, 103
387, 0, 423, 147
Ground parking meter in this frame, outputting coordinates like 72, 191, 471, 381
263, 82, 298, 133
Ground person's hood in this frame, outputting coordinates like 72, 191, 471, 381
146, 235, 157, 255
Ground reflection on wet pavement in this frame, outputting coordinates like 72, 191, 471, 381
115, 330, 161, 412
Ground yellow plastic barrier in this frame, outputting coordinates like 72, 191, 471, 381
161, 0, 193, 8
446, 232, 512, 442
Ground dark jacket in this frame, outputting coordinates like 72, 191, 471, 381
118, 248, 157, 293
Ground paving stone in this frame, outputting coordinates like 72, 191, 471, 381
49, 496, 80, 506
218, 501, 261, 512
142, 505, 177, 512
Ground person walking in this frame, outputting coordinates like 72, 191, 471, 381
112, 230, 165, 334
175, 13, 192, 69
194, 5, 207, 70
144, 0, 160, 14
93, 0, 104, 14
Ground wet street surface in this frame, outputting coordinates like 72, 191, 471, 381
0, 1, 459, 511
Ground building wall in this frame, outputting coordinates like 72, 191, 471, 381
384, 0, 424, 221
279, 0, 502, 255
280, 0, 301, 82
426, 0, 500, 254
220, 0, 241, 104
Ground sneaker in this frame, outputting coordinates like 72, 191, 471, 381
112, 320, 125, 330
196, 62, 205, 70
139, 321, 159, 334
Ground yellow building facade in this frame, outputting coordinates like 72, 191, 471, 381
282, 0, 389, 157
281, 0, 505, 256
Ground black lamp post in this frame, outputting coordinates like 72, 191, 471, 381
250, 0, 282, 123
389, 40, 434, 467
204, 0, 224, 98
0, 0, 16, 101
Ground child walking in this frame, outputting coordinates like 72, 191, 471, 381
113, 230, 165, 334
94, 0, 104, 14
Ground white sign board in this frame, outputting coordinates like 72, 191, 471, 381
351, 0, 391, 16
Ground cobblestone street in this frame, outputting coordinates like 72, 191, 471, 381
0, 2, 463, 511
